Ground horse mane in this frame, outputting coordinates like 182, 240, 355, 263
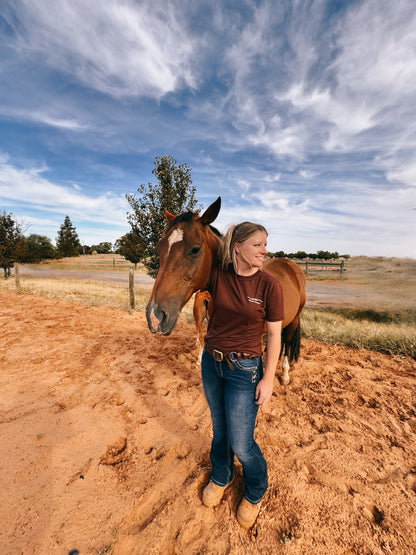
209, 225, 223, 239
168, 211, 223, 239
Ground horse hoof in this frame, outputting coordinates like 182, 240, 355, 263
279, 375, 290, 386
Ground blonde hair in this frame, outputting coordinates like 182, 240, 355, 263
222, 221, 268, 271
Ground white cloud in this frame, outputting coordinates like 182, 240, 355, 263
236, 180, 251, 193
28, 113, 87, 131
217, 0, 416, 171
264, 173, 281, 183
4, 0, 198, 99
0, 107, 88, 131
249, 119, 307, 158
387, 159, 416, 187
279, 84, 375, 152
0, 155, 128, 226
299, 169, 315, 179
334, 0, 416, 100
282, 0, 416, 154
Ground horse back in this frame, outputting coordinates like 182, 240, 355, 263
263, 258, 306, 327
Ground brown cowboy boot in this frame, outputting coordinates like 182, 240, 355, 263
237, 498, 261, 528
202, 479, 232, 508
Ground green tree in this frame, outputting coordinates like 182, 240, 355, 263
293, 251, 308, 259
0, 212, 26, 278
316, 250, 332, 260
90, 242, 113, 254
24, 234, 57, 262
56, 216, 81, 258
115, 231, 146, 268
126, 155, 200, 277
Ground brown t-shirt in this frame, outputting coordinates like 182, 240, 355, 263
204, 264, 284, 356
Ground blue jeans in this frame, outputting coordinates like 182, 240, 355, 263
201, 348, 268, 504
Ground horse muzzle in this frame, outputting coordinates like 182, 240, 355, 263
145, 299, 178, 335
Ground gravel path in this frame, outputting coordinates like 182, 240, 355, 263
18, 265, 155, 286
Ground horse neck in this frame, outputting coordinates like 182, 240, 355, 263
207, 228, 223, 265
196, 227, 223, 289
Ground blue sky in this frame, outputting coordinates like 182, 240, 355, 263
0, 0, 415, 257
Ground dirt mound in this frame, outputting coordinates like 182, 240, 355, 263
1, 291, 415, 554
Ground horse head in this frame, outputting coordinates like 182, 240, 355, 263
146, 197, 222, 335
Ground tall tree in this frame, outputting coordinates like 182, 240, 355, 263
126, 155, 200, 277
56, 216, 81, 258
0, 212, 26, 278
115, 231, 146, 268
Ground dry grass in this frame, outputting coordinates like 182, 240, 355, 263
30, 253, 134, 272
0, 276, 145, 311
301, 309, 415, 358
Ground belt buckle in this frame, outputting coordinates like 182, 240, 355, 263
213, 349, 224, 362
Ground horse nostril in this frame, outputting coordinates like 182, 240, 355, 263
146, 299, 178, 335
148, 305, 160, 332
159, 309, 167, 324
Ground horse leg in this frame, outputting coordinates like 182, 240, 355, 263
280, 348, 291, 386
196, 316, 206, 365
193, 303, 204, 364
279, 316, 301, 386
193, 292, 211, 365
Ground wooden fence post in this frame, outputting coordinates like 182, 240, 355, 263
129, 267, 135, 314
14, 262, 21, 292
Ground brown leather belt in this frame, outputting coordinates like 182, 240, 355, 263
205, 344, 258, 368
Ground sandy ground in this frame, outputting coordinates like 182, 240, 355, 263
1, 290, 415, 555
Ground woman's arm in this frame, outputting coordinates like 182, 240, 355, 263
255, 320, 282, 406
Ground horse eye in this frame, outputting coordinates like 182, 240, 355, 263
189, 246, 201, 256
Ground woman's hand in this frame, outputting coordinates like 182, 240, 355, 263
255, 376, 274, 405
255, 320, 283, 405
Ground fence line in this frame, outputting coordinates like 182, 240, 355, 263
293, 260, 345, 275
14, 262, 21, 291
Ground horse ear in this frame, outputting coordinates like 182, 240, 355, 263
199, 197, 221, 225
164, 209, 176, 223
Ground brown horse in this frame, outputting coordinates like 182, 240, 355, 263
146, 197, 306, 385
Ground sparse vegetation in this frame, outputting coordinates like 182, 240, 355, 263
301, 309, 415, 358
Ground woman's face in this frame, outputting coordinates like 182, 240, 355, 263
235, 231, 268, 272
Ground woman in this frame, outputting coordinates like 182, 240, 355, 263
201, 222, 284, 528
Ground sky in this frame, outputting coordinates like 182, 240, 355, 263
0, 0, 415, 258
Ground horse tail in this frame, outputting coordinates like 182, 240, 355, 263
280, 320, 302, 363
289, 321, 301, 363
204, 297, 210, 317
